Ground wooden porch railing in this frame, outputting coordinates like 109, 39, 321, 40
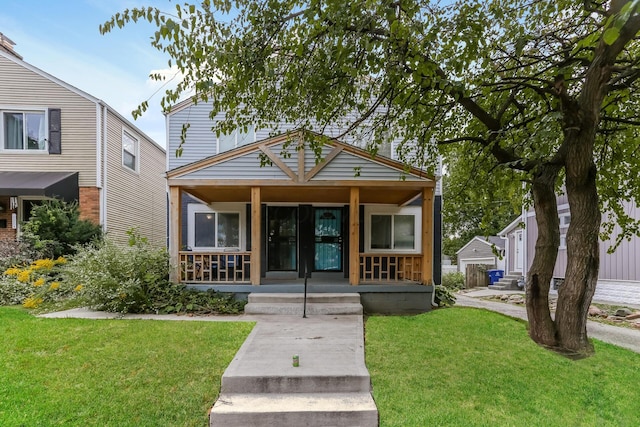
179, 251, 251, 283
359, 253, 423, 283
179, 251, 422, 284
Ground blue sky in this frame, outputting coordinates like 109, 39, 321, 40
0, 0, 179, 147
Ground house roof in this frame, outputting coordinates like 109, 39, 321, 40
0, 171, 78, 202
498, 215, 524, 236
167, 130, 435, 205
456, 235, 505, 255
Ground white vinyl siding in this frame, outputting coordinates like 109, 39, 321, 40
0, 54, 97, 186
105, 113, 166, 247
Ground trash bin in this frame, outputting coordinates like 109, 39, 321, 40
487, 269, 504, 285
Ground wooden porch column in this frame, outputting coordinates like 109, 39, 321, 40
169, 186, 182, 283
349, 187, 360, 285
422, 187, 434, 285
251, 187, 261, 285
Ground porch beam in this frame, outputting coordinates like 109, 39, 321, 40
169, 186, 182, 283
251, 187, 261, 285
168, 178, 435, 188
349, 187, 360, 285
422, 187, 434, 285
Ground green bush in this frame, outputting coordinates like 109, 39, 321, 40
0, 257, 73, 307
61, 234, 169, 313
441, 271, 465, 290
434, 284, 457, 307
0, 240, 35, 272
61, 229, 245, 315
21, 199, 102, 259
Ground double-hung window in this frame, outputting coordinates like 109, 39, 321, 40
194, 211, 240, 248
2, 110, 47, 151
218, 125, 255, 153
370, 214, 415, 250
122, 130, 139, 171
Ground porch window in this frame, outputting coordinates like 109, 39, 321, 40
2, 110, 46, 150
194, 211, 240, 248
371, 214, 415, 250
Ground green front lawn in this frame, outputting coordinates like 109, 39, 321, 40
0, 307, 253, 426
4, 305, 640, 426
366, 308, 640, 426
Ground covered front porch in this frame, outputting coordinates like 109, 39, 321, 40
167, 131, 435, 290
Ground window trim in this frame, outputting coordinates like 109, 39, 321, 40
122, 128, 139, 172
0, 107, 48, 153
364, 205, 421, 253
559, 234, 567, 249
187, 203, 245, 250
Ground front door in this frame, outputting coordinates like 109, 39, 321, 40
267, 206, 298, 271
515, 230, 524, 272
314, 207, 342, 271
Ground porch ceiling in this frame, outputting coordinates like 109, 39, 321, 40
182, 184, 423, 205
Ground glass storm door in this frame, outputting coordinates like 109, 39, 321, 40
314, 208, 342, 271
267, 207, 298, 271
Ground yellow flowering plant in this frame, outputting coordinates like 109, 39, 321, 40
1, 256, 73, 309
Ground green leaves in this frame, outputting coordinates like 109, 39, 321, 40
603, 27, 621, 45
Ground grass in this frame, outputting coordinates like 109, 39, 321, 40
366, 307, 640, 427
0, 307, 253, 427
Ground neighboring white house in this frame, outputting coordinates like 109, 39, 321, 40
456, 235, 506, 274
0, 34, 166, 247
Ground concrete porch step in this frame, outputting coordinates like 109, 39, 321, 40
244, 302, 363, 315
210, 392, 378, 427
248, 292, 362, 304
489, 275, 521, 291
245, 293, 364, 315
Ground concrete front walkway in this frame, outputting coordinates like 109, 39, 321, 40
40, 297, 378, 427
457, 289, 640, 354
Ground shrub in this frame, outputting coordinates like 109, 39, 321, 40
434, 284, 457, 307
61, 234, 169, 313
0, 256, 73, 307
61, 229, 245, 315
21, 199, 102, 258
441, 271, 465, 290
0, 240, 35, 272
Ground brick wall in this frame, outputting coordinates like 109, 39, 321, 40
0, 196, 17, 241
79, 187, 101, 224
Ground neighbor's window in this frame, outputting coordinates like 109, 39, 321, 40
370, 214, 415, 250
122, 130, 138, 171
559, 213, 571, 228
2, 110, 46, 150
194, 212, 240, 248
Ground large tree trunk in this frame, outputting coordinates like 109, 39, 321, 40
554, 136, 600, 357
526, 165, 561, 348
